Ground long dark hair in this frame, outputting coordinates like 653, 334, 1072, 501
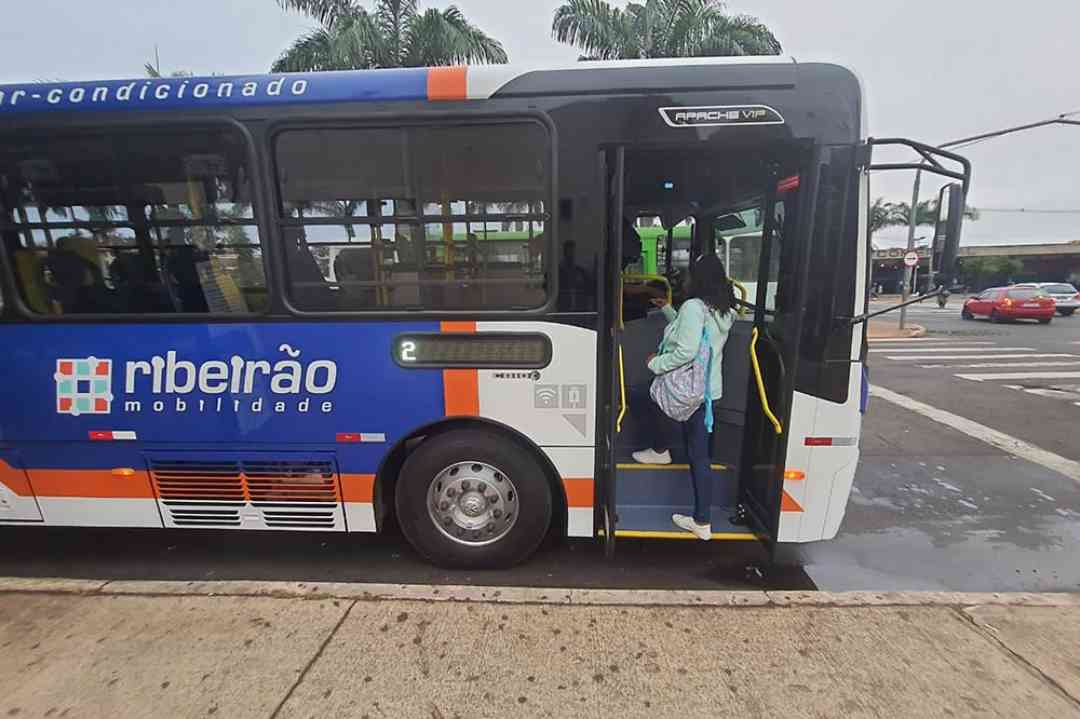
687, 254, 737, 316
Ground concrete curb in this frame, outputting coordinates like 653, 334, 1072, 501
1, 577, 1078, 608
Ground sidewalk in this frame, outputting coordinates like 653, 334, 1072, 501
1, 579, 1078, 718
868, 318, 926, 339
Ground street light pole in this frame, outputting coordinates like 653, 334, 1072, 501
898, 169, 922, 330
894, 111, 1080, 329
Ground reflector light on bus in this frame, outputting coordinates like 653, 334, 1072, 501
783, 470, 806, 481
777, 175, 800, 192
804, 437, 857, 447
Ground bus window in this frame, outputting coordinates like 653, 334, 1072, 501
273, 121, 551, 312
0, 126, 266, 316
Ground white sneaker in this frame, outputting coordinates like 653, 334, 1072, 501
672, 513, 711, 541
631, 449, 671, 465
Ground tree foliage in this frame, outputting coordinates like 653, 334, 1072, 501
960, 256, 1023, 290
272, 0, 507, 72
551, 0, 781, 60
869, 197, 980, 235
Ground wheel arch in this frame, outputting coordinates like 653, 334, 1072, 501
373, 417, 568, 537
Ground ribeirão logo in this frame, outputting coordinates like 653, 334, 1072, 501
53, 346, 339, 417
55, 357, 114, 416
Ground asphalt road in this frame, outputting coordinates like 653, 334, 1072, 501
1, 297, 1076, 593
796, 298, 1080, 592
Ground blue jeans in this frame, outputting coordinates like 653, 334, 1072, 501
631, 383, 715, 525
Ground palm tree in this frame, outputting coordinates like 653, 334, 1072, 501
272, 0, 508, 72
551, 0, 781, 60
871, 197, 980, 235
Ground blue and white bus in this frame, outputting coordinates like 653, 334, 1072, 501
0, 59, 970, 567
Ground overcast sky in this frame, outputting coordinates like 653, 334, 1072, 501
1, 0, 1077, 246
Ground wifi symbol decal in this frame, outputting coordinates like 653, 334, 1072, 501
533, 385, 560, 409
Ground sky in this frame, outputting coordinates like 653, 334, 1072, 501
1, 0, 1078, 248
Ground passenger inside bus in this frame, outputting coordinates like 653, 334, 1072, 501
628, 255, 737, 540
615, 142, 802, 539
0, 126, 268, 317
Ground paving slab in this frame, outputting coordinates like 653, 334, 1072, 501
0, 593, 347, 719
964, 605, 1080, 701
278, 601, 1080, 719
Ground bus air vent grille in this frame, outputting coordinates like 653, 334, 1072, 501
243, 460, 338, 505
151, 460, 245, 503
148, 457, 343, 530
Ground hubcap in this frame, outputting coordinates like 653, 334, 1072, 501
427, 461, 518, 546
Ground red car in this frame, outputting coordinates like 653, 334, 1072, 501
962, 286, 1056, 324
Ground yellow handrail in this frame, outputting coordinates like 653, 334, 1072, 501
750, 327, 783, 435
616, 345, 627, 433
622, 273, 673, 307
731, 279, 748, 317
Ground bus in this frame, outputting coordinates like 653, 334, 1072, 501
0, 59, 970, 568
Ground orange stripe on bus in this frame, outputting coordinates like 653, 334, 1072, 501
340, 473, 375, 503
27, 469, 156, 499
563, 478, 594, 508
0, 462, 34, 497
427, 66, 467, 101
441, 321, 480, 416
781, 490, 804, 513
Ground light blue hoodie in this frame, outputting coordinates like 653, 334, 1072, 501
647, 298, 735, 400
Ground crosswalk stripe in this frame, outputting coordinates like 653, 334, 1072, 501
917, 361, 1080, 369
886, 353, 1076, 361
872, 347, 1035, 354
868, 336, 993, 343
869, 338, 993, 343
956, 371, 1080, 382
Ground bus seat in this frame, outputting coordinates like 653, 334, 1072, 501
58, 235, 100, 269
13, 250, 52, 314
333, 247, 377, 307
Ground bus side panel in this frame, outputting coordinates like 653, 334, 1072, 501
474, 322, 597, 537
0, 321, 443, 529
0, 321, 596, 535
777, 363, 863, 543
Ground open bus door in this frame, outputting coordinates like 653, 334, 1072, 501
729, 162, 815, 554
600, 146, 625, 557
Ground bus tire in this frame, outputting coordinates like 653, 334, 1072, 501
395, 428, 552, 569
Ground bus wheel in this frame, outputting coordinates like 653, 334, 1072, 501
395, 428, 552, 569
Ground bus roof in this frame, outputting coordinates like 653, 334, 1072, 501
0, 56, 817, 117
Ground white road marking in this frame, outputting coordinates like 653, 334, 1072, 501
955, 371, 1080, 382
869, 338, 995, 343
872, 347, 1035, 354
887, 353, 1076, 361
1022, 388, 1080, 401
917, 361, 1080, 369
870, 384, 1080, 485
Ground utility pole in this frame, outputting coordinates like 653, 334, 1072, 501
898, 171, 921, 330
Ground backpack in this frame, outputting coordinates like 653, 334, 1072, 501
648, 309, 720, 430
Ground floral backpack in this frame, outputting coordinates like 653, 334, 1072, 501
649, 310, 720, 431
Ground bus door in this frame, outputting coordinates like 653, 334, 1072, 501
729, 162, 814, 551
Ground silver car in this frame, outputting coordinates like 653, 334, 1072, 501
1015, 282, 1079, 316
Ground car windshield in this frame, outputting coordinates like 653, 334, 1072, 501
1007, 288, 1044, 299
1043, 284, 1077, 294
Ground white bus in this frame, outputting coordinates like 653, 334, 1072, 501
0, 58, 969, 567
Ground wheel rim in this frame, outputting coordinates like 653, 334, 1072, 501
426, 461, 519, 546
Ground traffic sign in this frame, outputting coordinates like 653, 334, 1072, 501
903, 251, 919, 268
